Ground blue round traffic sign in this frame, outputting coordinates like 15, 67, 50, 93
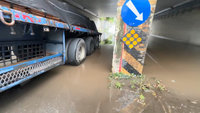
121, 0, 151, 27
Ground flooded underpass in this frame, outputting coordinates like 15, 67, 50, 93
0, 0, 200, 112
0, 45, 113, 113
0, 38, 200, 113
144, 37, 200, 99
0, 49, 199, 113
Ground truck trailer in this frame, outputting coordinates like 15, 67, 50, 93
0, 0, 101, 92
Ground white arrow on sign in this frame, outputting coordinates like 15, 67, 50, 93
126, 0, 143, 21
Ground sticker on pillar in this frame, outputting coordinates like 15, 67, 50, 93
121, 0, 151, 27
122, 29, 143, 49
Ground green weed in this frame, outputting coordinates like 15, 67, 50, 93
140, 94, 145, 101
115, 81, 123, 89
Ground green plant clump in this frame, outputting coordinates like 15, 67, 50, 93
115, 81, 123, 89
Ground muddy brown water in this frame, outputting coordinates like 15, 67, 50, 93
0, 45, 113, 113
144, 37, 200, 99
0, 37, 200, 113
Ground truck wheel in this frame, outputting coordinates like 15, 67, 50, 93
85, 37, 94, 56
68, 38, 86, 65
94, 36, 100, 49
65, 38, 73, 64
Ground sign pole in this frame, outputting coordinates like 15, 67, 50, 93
112, 0, 157, 75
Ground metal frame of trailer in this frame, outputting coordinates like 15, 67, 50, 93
0, 6, 99, 34
0, 5, 100, 92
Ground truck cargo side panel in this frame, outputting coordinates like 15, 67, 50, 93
5, 0, 97, 30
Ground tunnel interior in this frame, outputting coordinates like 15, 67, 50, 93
0, 0, 200, 113
60, 0, 200, 98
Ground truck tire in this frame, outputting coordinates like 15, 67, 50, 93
65, 38, 73, 64
94, 36, 100, 49
85, 37, 94, 56
68, 38, 86, 65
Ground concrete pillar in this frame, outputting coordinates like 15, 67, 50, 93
112, 0, 157, 75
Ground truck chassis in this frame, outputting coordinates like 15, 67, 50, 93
0, 1, 101, 92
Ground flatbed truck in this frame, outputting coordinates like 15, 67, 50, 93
0, 0, 101, 92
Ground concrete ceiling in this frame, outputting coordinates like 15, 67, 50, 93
61, 0, 187, 17
155, 0, 187, 12
62, 0, 118, 17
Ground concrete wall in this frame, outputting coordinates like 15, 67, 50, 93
152, 9, 200, 46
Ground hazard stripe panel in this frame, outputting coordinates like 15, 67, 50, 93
124, 45, 144, 65
135, 44, 146, 52
121, 67, 131, 75
121, 27, 148, 75
122, 60, 140, 75
123, 50, 143, 74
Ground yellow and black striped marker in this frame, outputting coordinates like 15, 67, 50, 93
116, 0, 157, 75
121, 27, 148, 75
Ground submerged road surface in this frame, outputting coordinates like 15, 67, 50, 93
0, 45, 113, 113
144, 37, 200, 99
0, 39, 200, 113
